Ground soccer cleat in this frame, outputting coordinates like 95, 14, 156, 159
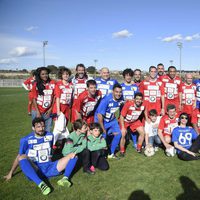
57, 176, 72, 187
136, 148, 142, 153
119, 152, 125, 157
83, 169, 95, 175
107, 154, 120, 160
38, 181, 51, 195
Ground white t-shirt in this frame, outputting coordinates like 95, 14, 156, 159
145, 116, 161, 137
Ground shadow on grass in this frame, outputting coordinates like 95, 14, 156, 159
176, 176, 200, 200
128, 190, 151, 200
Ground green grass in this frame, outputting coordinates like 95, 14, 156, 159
0, 88, 200, 200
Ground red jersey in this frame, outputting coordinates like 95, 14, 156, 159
23, 77, 35, 90
162, 75, 182, 111
72, 78, 88, 100
158, 114, 179, 136
191, 109, 200, 134
121, 100, 145, 124
32, 80, 56, 113
75, 90, 102, 123
140, 79, 164, 115
180, 83, 196, 114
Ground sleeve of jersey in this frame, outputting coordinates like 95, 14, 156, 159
55, 84, 61, 98
191, 128, 198, 140
171, 128, 179, 143
121, 102, 129, 117
158, 116, 164, 130
23, 78, 30, 85
97, 97, 108, 115
18, 137, 28, 155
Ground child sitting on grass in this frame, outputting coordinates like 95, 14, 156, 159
145, 109, 162, 151
62, 119, 94, 174
87, 123, 109, 172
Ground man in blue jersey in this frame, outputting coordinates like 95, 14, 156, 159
95, 67, 118, 98
193, 76, 200, 109
121, 68, 139, 101
12, 117, 77, 195
172, 113, 200, 161
94, 83, 123, 159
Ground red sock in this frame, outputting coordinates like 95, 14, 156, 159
120, 146, 125, 153
137, 144, 142, 150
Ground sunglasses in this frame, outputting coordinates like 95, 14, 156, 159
180, 116, 188, 120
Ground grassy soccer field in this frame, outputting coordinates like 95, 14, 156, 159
0, 88, 200, 200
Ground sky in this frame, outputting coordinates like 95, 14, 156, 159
0, 0, 200, 71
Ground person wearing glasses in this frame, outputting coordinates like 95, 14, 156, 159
172, 113, 200, 161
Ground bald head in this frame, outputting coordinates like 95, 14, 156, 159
185, 73, 193, 85
100, 67, 110, 80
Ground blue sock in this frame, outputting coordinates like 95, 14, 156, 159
64, 157, 78, 178
19, 158, 42, 185
131, 132, 138, 147
111, 133, 121, 154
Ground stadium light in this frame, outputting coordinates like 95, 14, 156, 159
177, 42, 183, 76
43, 41, 48, 67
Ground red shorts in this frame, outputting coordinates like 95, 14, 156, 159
123, 120, 143, 132
52, 104, 70, 121
28, 92, 34, 101
163, 133, 172, 138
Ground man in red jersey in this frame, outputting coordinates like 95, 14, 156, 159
71, 64, 91, 123
162, 66, 182, 112
157, 63, 165, 80
75, 80, 102, 124
22, 70, 36, 115
132, 69, 142, 87
140, 66, 165, 117
158, 104, 179, 149
191, 108, 200, 135
180, 73, 196, 115
120, 92, 147, 155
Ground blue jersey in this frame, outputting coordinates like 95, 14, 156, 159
172, 126, 198, 153
121, 83, 139, 100
95, 77, 118, 97
193, 79, 200, 108
19, 131, 54, 165
95, 93, 123, 122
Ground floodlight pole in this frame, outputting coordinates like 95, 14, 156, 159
177, 42, 183, 76
94, 59, 98, 78
43, 41, 48, 67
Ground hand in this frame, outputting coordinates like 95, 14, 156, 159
187, 150, 196, 157
3, 173, 12, 181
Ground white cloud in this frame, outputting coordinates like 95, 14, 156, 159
162, 33, 200, 42
184, 33, 200, 41
112, 29, 133, 38
10, 46, 37, 57
162, 34, 182, 42
0, 58, 17, 64
25, 26, 39, 32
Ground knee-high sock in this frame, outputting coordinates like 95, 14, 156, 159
111, 133, 121, 154
64, 157, 78, 178
19, 159, 42, 185
131, 132, 137, 147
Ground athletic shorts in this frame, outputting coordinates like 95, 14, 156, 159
123, 120, 143, 132
37, 160, 61, 178
104, 119, 121, 135
163, 133, 172, 138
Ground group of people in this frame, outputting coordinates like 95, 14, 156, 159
4, 63, 200, 195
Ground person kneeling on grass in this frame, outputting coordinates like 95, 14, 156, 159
62, 119, 94, 174
172, 112, 200, 161
87, 123, 109, 172
18, 117, 77, 195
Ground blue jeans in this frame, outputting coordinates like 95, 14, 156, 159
149, 135, 161, 146
31, 110, 52, 132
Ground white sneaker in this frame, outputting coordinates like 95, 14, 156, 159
154, 147, 159, 152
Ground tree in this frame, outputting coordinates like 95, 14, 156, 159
87, 66, 96, 74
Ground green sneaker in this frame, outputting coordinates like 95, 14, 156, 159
38, 181, 51, 195
57, 176, 72, 187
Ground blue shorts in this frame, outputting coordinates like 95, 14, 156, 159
104, 119, 121, 135
37, 160, 61, 178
